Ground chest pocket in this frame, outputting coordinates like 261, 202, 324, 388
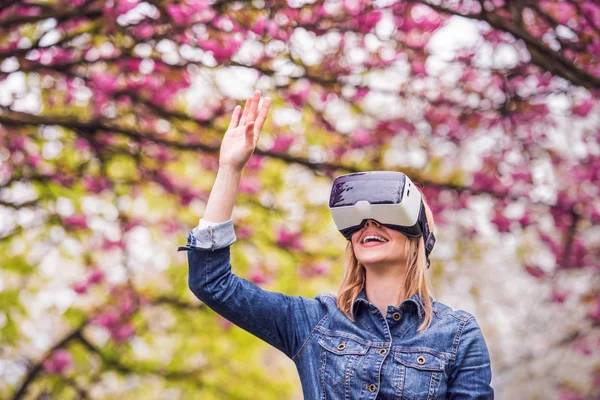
318, 334, 369, 387
392, 349, 448, 400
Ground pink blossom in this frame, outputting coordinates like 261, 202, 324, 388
201, 156, 219, 171
491, 213, 511, 233
162, 220, 179, 234
411, 59, 427, 76
62, 215, 88, 230
236, 226, 253, 239
8, 135, 27, 152
200, 38, 241, 63
115, 0, 140, 15
550, 206, 572, 233
565, 238, 588, 268
571, 98, 594, 117
352, 87, 370, 102
43, 349, 72, 375
52, 48, 75, 64
409, 6, 441, 31
573, 340, 592, 356
94, 312, 119, 329
511, 170, 531, 183
270, 135, 295, 153
74, 139, 89, 152
212, 38, 242, 63
524, 264, 546, 279
27, 154, 41, 167
457, 52, 475, 63
246, 155, 266, 171
472, 171, 499, 191
298, 262, 330, 278
356, 11, 382, 33
331, 145, 347, 159
551, 288, 569, 303
343, 0, 365, 16
248, 268, 269, 284
351, 129, 373, 147
0, 164, 13, 178
101, 239, 125, 251
124, 217, 143, 232
239, 176, 261, 194
179, 187, 203, 206
538, 232, 562, 259
91, 74, 119, 93
540, 1, 576, 25
131, 24, 155, 40
167, 4, 193, 25
287, 85, 310, 108
120, 58, 142, 72
251, 19, 266, 35
216, 315, 233, 330
83, 176, 110, 194
153, 86, 181, 107
87, 269, 104, 285
518, 211, 533, 228
73, 281, 88, 294
557, 390, 584, 400
53, 173, 76, 187
276, 228, 304, 251
111, 323, 135, 342
119, 296, 136, 315
266, 20, 291, 41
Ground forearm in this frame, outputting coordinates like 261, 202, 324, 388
203, 167, 242, 223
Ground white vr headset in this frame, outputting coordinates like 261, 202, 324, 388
328, 171, 436, 268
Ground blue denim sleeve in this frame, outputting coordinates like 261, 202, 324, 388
447, 316, 494, 399
177, 219, 327, 360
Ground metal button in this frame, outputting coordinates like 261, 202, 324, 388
367, 383, 377, 392
376, 348, 386, 355
416, 355, 426, 365
337, 342, 346, 350
392, 312, 401, 321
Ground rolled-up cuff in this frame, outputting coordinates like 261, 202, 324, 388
178, 218, 236, 251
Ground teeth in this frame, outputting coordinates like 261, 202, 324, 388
363, 235, 388, 244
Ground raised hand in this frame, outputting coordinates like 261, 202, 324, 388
218, 90, 271, 172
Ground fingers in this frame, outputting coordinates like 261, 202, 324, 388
253, 97, 271, 134
245, 121, 255, 137
246, 90, 261, 123
237, 90, 268, 130
239, 96, 252, 126
244, 121, 255, 147
228, 105, 241, 130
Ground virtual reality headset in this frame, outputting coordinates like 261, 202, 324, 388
328, 171, 436, 268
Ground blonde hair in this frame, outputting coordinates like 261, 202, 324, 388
335, 187, 436, 334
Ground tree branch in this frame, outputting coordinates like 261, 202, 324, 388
11, 320, 89, 400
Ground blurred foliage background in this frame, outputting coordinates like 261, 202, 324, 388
0, 0, 599, 399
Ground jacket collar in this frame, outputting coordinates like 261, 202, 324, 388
352, 287, 429, 319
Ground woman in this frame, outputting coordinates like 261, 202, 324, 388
178, 90, 494, 399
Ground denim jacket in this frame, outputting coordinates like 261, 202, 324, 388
178, 218, 494, 399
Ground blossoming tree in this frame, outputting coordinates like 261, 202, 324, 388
0, 0, 598, 398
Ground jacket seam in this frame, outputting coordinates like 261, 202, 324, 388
292, 307, 330, 361
449, 315, 473, 365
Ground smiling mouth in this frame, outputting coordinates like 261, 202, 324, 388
361, 239, 389, 247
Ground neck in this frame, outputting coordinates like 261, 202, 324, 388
364, 265, 407, 315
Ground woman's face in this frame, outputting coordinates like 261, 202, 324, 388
351, 219, 409, 272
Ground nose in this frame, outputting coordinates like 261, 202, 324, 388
364, 219, 380, 228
